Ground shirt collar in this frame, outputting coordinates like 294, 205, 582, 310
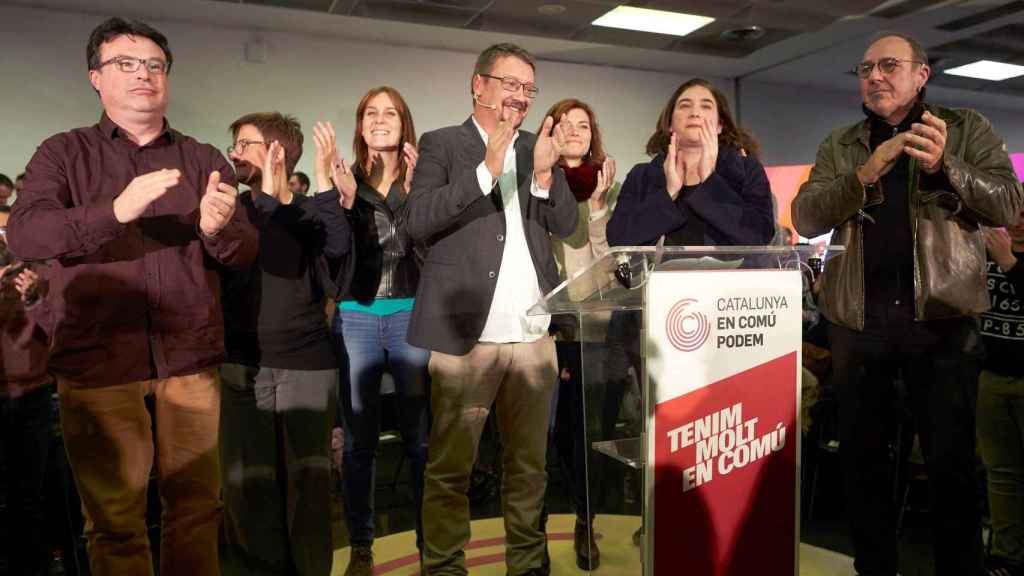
98, 112, 176, 144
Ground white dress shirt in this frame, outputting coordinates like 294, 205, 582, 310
471, 116, 551, 343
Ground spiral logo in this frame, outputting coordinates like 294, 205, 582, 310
665, 298, 711, 352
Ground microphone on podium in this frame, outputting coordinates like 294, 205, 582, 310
474, 93, 498, 110
614, 253, 632, 289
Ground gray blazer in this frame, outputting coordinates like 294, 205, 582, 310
405, 116, 578, 355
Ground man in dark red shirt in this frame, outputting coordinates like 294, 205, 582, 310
7, 17, 257, 576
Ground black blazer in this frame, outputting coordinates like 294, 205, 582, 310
405, 116, 578, 355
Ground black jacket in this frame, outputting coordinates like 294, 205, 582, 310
607, 146, 775, 247
341, 179, 421, 304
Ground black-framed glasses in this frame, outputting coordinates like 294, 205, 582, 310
479, 74, 539, 98
853, 57, 924, 79
225, 139, 265, 156
97, 56, 169, 75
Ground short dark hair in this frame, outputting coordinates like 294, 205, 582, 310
292, 171, 310, 191
0, 174, 13, 189
229, 112, 304, 175
87, 17, 173, 73
15, 173, 24, 182
0, 206, 10, 214
471, 43, 536, 95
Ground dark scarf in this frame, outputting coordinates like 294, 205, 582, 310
562, 161, 600, 202
862, 100, 924, 149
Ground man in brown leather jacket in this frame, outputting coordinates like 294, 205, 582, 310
793, 32, 1023, 576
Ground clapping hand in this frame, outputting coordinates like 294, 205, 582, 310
112, 169, 181, 224
198, 170, 239, 237
858, 132, 910, 185
904, 111, 947, 175
402, 142, 419, 194
485, 108, 517, 182
312, 121, 357, 209
984, 226, 1018, 272
12, 267, 41, 305
695, 116, 719, 183
533, 114, 569, 189
664, 133, 685, 199
260, 141, 286, 199
590, 157, 617, 212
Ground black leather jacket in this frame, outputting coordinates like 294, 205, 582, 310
341, 179, 421, 304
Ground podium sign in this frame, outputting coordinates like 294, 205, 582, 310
645, 269, 802, 575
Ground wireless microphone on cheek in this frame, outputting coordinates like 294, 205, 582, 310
474, 93, 498, 110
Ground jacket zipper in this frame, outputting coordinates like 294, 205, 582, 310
906, 122, 921, 322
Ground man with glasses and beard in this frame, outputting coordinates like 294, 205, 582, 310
289, 171, 311, 196
7, 17, 258, 576
405, 43, 577, 576
793, 32, 1024, 576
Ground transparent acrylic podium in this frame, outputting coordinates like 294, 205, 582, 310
527, 244, 843, 575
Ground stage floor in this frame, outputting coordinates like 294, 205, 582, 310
332, 513, 855, 575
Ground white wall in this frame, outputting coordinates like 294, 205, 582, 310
9, 3, 1016, 182
0, 4, 717, 182
740, 80, 1024, 167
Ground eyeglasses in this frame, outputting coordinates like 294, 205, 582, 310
853, 57, 924, 79
479, 74, 539, 98
225, 139, 265, 156
97, 56, 169, 75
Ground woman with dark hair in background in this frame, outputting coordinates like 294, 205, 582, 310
312, 86, 429, 576
539, 97, 617, 571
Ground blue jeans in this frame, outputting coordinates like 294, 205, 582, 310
333, 309, 430, 547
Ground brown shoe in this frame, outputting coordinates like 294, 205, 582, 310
345, 545, 373, 576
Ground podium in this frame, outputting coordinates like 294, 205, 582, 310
528, 245, 842, 576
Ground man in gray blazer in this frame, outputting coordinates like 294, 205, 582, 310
405, 43, 578, 576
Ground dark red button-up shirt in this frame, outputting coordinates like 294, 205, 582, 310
8, 114, 258, 387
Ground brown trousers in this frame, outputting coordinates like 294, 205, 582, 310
422, 337, 557, 576
57, 370, 221, 576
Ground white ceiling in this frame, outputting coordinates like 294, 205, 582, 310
4, 0, 1024, 108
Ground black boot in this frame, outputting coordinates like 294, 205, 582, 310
575, 519, 601, 570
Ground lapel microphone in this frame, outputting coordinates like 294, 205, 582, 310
474, 93, 498, 110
